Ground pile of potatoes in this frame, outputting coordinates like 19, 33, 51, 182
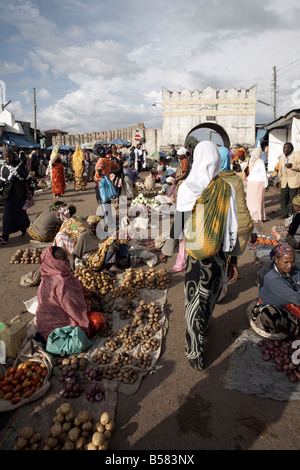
121, 267, 170, 291
43, 404, 114, 450
55, 354, 87, 372
9, 248, 43, 265
88, 412, 114, 450
73, 267, 116, 295
13, 427, 41, 450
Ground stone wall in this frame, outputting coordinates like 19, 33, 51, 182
52, 123, 162, 157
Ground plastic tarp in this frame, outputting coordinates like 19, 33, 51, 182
107, 138, 130, 146
256, 129, 268, 147
3, 132, 40, 149
47, 145, 76, 150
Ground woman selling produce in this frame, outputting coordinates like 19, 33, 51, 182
36, 246, 106, 342
28, 201, 76, 242
250, 243, 300, 340
176, 141, 238, 370
0, 147, 33, 244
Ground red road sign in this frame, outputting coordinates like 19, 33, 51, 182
135, 134, 141, 142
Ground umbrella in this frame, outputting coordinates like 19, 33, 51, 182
107, 138, 130, 146
150, 151, 166, 159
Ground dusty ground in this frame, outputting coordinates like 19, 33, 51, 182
0, 177, 300, 450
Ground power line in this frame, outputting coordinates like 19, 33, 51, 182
276, 52, 300, 68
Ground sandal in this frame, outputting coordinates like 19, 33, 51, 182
19, 232, 29, 238
0, 237, 8, 245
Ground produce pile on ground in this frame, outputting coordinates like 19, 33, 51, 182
74, 266, 170, 299
73, 267, 117, 295
88, 297, 165, 385
9, 248, 43, 264
74, 267, 170, 387
258, 338, 300, 383
12, 404, 114, 450
130, 193, 161, 211
247, 234, 279, 251
0, 361, 48, 405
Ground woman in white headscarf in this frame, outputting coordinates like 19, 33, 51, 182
176, 141, 238, 371
246, 147, 269, 223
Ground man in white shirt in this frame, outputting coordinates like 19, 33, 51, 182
134, 143, 143, 172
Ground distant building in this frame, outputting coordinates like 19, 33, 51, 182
257, 108, 300, 171
43, 129, 69, 148
0, 109, 41, 150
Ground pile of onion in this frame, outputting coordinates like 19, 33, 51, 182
86, 382, 104, 402
258, 339, 300, 383
83, 366, 102, 382
59, 381, 83, 398
57, 367, 80, 383
58, 366, 83, 398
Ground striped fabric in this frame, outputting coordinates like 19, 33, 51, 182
185, 176, 231, 260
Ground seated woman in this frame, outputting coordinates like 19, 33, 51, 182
28, 201, 76, 242
36, 246, 106, 342
250, 243, 300, 340
70, 215, 102, 269
70, 215, 129, 273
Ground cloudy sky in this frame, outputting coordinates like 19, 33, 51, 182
1, 0, 300, 137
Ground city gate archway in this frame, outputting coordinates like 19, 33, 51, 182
160, 85, 257, 152
186, 122, 231, 148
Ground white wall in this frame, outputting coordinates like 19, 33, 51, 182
268, 128, 288, 171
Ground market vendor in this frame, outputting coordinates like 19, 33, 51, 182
28, 201, 76, 242
161, 176, 175, 194
249, 243, 300, 340
70, 215, 102, 270
70, 215, 129, 273
36, 246, 106, 342
271, 195, 300, 250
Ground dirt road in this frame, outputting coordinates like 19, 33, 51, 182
0, 179, 299, 450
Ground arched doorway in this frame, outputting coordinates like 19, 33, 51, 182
185, 122, 231, 149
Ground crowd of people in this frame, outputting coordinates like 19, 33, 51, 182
1, 139, 300, 372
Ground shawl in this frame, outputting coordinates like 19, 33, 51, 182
177, 141, 238, 258
0, 157, 30, 187
123, 167, 138, 182
185, 175, 237, 259
219, 170, 253, 254
177, 141, 221, 212
219, 146, 231, 171
249, 147, 263, 171
36, 247, 90, 340
50, 145, 60, 166
72, 146, 85, 176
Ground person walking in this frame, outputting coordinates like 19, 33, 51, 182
246, 147, 269, 223
278, 142, 300, 218
0, 147, 33, 244
176, 141, 238, 370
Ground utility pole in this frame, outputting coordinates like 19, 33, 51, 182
33, 88, 37, 142
273, 66, 277, 120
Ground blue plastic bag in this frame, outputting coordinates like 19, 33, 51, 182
46, 326, 93, 355
98, 175, 118, 203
